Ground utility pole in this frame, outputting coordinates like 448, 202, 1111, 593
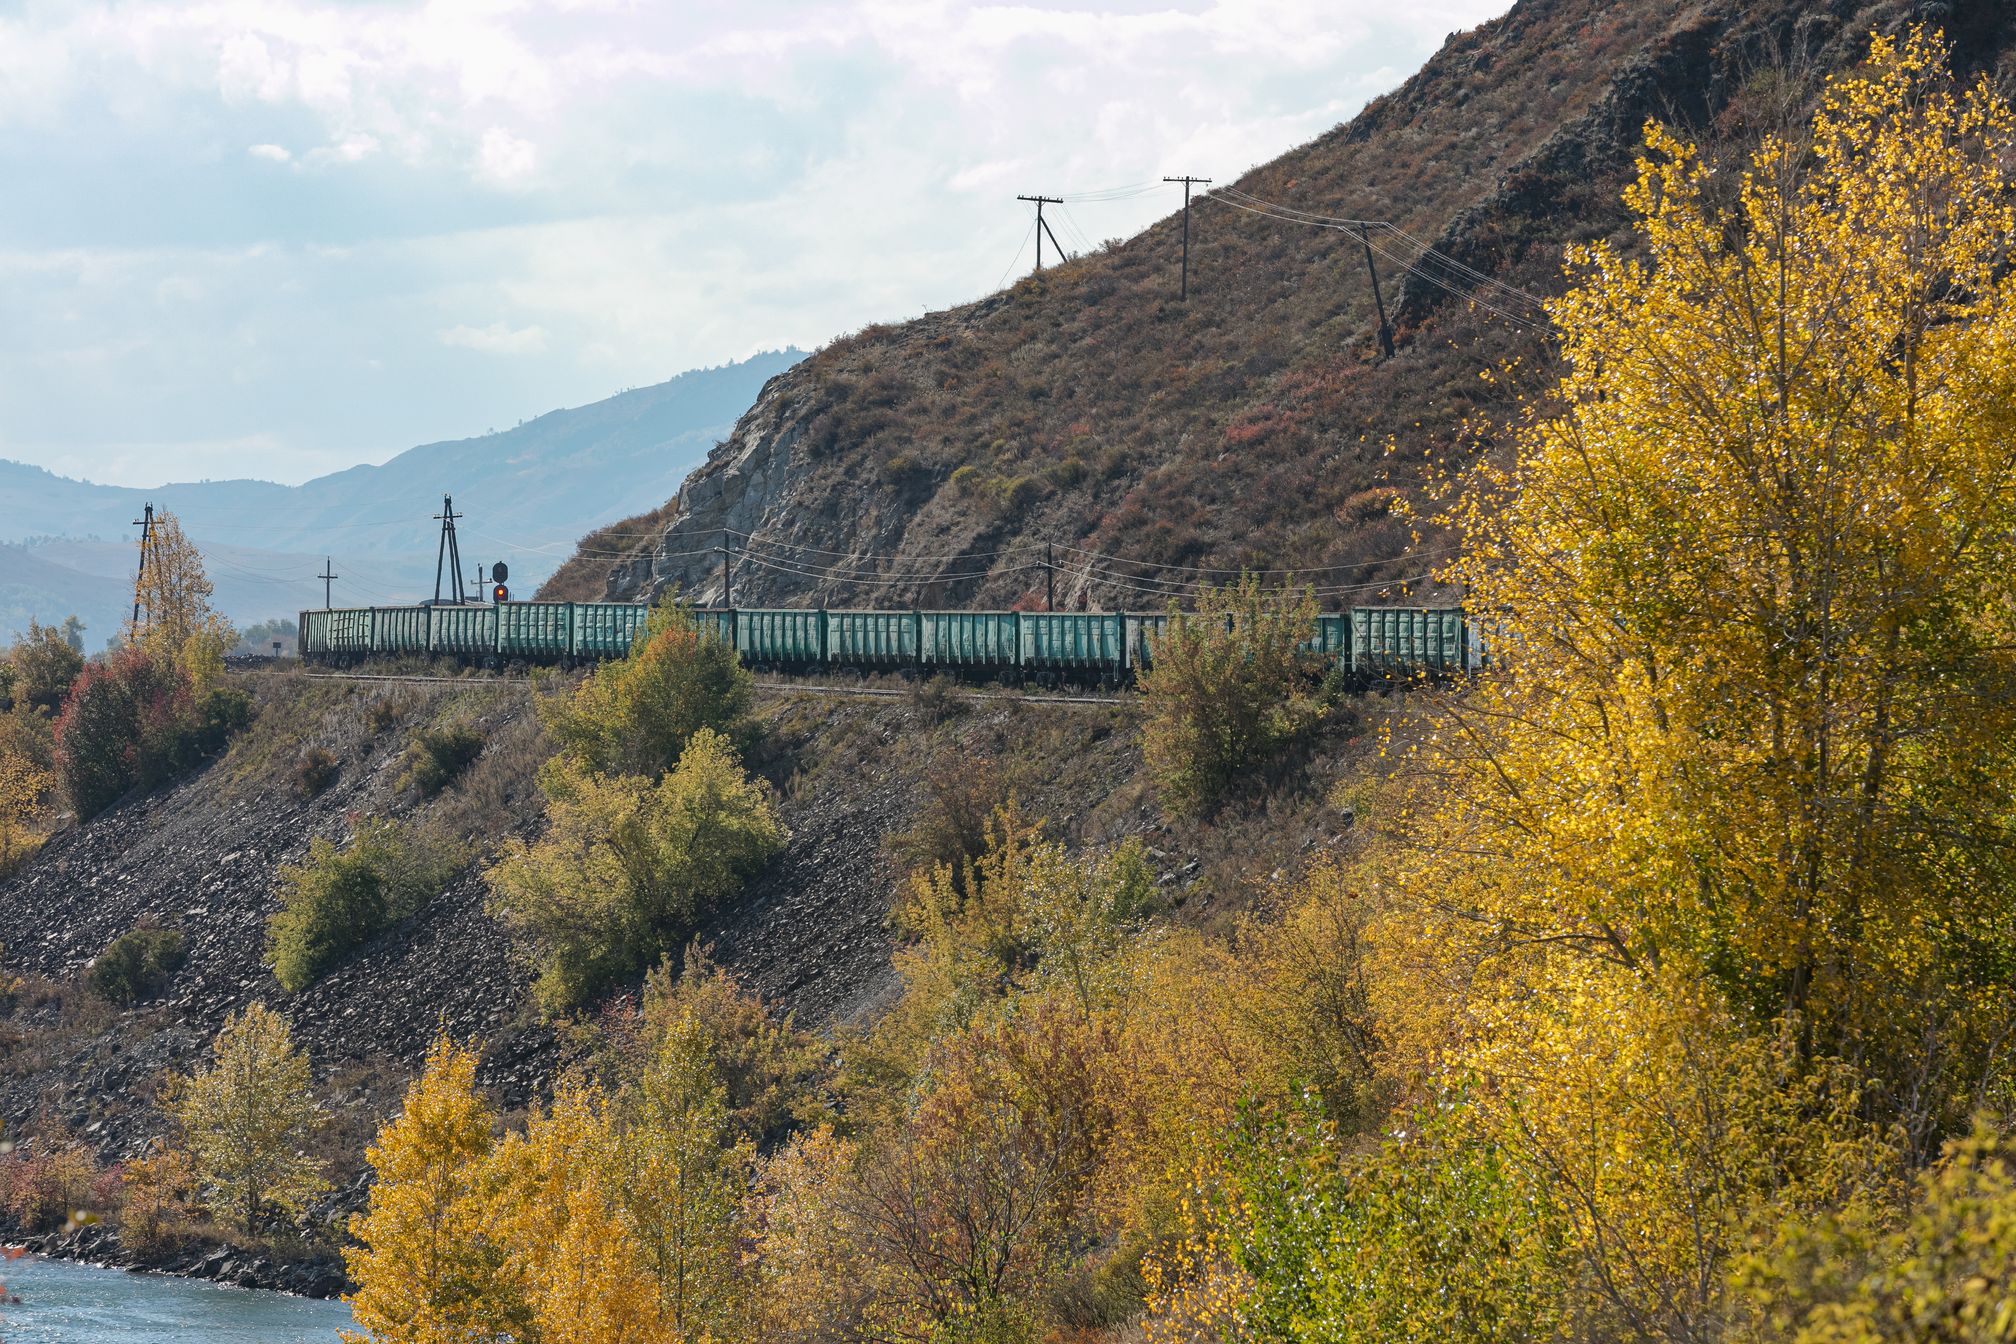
1163, 175, 1212, 300
719, 532, 734, 607
433, 495, 466, 605
130, 502, 156, 630
1045, 543, 1055, 612
1355, 225, 1396, 359
1017, 194, 1066, 272
318, 557, 339, 610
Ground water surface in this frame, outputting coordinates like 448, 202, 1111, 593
0, 1255, 351, 1342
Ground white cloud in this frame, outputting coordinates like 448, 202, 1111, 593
0, 0, 1515, 483
438, 321, 550, 354
475, 127, 537, 185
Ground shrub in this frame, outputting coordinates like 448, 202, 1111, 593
120, 1142, 194, 1251
539, 600, 754, 780
887, 750, 1010, 891
87, 925, 187, 1005
266, 820, 462, 992
1138, 577, 1319, 813
54, 649, 251, 819
6, 621, 83, 713
0, 1143, 103, 1232
398, 722, 485, 797
289, 746, 339, 798
487, 729, 785, 1014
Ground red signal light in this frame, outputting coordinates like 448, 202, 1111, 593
492, 584, 509, 603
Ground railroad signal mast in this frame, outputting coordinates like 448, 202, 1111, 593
491, 561, 509, 604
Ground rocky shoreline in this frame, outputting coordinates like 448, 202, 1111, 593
8, 1222, 349, 1300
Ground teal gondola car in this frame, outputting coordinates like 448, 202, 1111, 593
826, 611, 920, 667
737, 609, 824, 669
921, 612, 1020, 671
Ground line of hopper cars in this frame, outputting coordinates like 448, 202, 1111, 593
298, 602, 1478, 684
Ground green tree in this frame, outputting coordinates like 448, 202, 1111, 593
266, 820, 462, 992
618, 1008, 754, 1339
539, 598, 753, 779
487, 728, 785, 1013
6, 620, 84, 712
1138, 576, 1318, 813
165, 1003, 328, 1232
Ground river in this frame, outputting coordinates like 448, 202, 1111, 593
0, 1255, 352, 1342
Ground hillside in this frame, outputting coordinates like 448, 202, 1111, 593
0, 350, 802, 644
549, 0, 2016, 612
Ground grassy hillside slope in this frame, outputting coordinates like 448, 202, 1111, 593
545, 0, 2015, 611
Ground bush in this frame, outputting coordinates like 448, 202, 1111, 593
87, 925, 187, 1005
54, 649, 251, 819
398, 723, 485, 797
6, 621, 83, 713
487, 729, 785, 1014
539, 599, 754, 780
120, 1142, 194, 1251
266, 820, 462, 992
0, 1143, 103, 1232
290, 746, 339, 798
1138, 577, 1319, 813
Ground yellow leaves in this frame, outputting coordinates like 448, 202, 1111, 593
348, 1033, 756, 1344
164, 1003, 326, 1234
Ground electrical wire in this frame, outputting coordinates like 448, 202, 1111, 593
994, 219, 1038, 292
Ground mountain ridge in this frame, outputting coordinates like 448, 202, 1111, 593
0, 349, 805, 642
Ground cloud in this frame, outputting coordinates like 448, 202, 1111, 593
0, 0, 1515, 486
475, 128, 537, 185
438, 321, 550, 355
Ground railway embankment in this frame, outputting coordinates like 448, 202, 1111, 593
0, 660, 1392, 1285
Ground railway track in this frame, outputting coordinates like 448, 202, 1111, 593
286, 668, 1127, 708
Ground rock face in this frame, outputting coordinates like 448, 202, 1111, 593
585, 0, 2014, 616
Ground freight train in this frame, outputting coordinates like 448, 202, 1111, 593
297, 602, 1477, 684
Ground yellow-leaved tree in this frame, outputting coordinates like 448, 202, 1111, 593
127, 511, 234, 683
165, 1003, 328, 1233
1374, 26, 2016, 1338
343, 1039, 523, 1344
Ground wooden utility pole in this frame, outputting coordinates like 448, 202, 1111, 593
1355, 225, 1396, 358
130, 502, 156, 630
1017, 195, 1066, 272
720, 532, 734, 607
1045, 543, 1055, 611
318, 557, 339, 610
1163, 175, 1212, 300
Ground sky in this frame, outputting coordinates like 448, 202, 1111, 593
0, 0, 1511, 488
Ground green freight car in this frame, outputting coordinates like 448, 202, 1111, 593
299, 601, 1476, 682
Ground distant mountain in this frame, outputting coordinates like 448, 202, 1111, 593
0, 350, 804, 644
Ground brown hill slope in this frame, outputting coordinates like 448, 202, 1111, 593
540, 0, 2015, 612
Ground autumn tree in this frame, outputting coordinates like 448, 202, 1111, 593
487, 727, 785, 1013
1354, 28, 2016, 1335
165, 1003, 328, 1232
1138, 577, 1319, 812
539, 597, 754, 779
127, 511, 234, 678
344, 1039, 523, 1344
